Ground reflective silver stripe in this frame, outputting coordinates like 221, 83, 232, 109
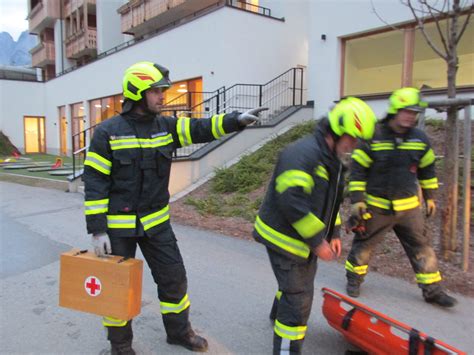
179, 118, 192, 146
140, 206, 170, 231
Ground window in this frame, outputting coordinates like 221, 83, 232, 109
163, 77, 203, 117
58, 106, 67, 156
71, 102, 85, 151
24, 116, 46, 154
342, 14, 474, 96
90, 94, 122, 126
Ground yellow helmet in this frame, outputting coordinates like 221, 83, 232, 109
123, 61, 171, 101
328, 97, 376, 140
388, 87, 427, 114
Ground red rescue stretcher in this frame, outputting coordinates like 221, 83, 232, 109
321, 287, 466, 355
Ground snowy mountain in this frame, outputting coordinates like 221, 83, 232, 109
0, 31, 36, 66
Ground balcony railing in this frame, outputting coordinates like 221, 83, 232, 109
66, 28, 97, 59
30, 41, 55, 67
63, 0, 96, 17
118, 0, 219, 36
28, 0, 61, 34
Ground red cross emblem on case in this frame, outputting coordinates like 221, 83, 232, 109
84, 276, 102, 297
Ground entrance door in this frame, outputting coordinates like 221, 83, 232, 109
24, 116, 46, 153
59, 106, 68, 156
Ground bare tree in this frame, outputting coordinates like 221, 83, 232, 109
372, 0, 472, 261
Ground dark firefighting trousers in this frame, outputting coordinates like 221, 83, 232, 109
267, 247, 318, 355
104, 227, 192, 345
346, 207, 443, 298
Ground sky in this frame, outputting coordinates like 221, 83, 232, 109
0, 0, 29, 41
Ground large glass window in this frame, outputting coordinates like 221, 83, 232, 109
71, 102, 85, 151
24, 116, 46, 154
58, 106, 67, 156
163, 77, 203, 117
89, 94, 123, 127
343, 30, 404, 96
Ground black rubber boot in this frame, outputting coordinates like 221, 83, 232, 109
167, 330, 208, 352
346, 279, 361, 298
424, 291, 458, 308
108, 321, 135, 355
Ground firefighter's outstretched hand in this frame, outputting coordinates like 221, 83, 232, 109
329, 238, 342, 258
92, 232, 112, 257
313, 240, 336, 261
426, 199, 436, 218
237, 107, 269, 126
350, 201, 367, 219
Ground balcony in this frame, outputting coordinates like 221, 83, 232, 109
66, 28, 97, 59
30, 41, 56, 67
63, 0, 96, 17
118, 0, 220, 37
28, 0, 61, 34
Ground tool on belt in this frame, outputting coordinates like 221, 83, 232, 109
346, 212, 372, 236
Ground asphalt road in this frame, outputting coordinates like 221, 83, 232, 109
0, 181, 473, 354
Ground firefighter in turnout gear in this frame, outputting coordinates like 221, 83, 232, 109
84, 61, 267, 354
345, 87, 457, 308
253, 97, 377, 354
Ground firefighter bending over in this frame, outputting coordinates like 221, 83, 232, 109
83, 61, 267, 354
253, 98, 377, 354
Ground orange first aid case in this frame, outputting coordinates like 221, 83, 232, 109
59, 249, 143, 320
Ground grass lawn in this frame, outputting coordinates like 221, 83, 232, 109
0, 154, 76, 181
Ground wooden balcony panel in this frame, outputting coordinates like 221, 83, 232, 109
64, 0, 96, 16
66, 28, 97, 59
119, 0, 217, 36
28, 0, 60, 34
31, 42, 56, 67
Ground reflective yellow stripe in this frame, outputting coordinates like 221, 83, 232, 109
345, 260, 368, 275
292, 212, 326, 239
419, 177, 439, 189
274, 320, 307, 341
352, 149, 373, 168
177, 117, 192, 146
275, 170, 314, 194
140, 205, 170, 231
102, 316, 127, 327
366, 194, 391, 209
276, 290, 282, 300
371, 142, 394, 151
255, 216, 310, 259
107, 215, 136, 229
160, 294, 191, 314
392, 195, 419, 211
84, 151, 112, 175
349, 181, 367, 192
84, 198, 109, 215
315, 165, 329, 181
211, 113, 226, 139
335, 212, 342, 226
367, 194, 419, 211
419, 148, 435, 168
398, 142, 426, 150
416, 271, 442, 284
109, 135, 173, 150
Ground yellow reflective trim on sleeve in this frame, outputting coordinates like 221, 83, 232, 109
254, 216, 310, 259
84, 198, 109, 215
274, 320, 307, 341
315, 165, 329, 181
84, 151, 112, 175
177, 117, 192, 146
107, 215, 136, 229
419, 177, 439, 189
275, 170, 315, 194
419, 148, 435, 168
349, 181, 367, 192
352, 149, 373, 168
276, 290, 282, 300
335, 212, 342, 226
102, 316, 127, 327
345, 260, 368, 275
416, 271, 442, 284
160, 294, 191, 314
292, 212, 326, 239
211, 113, 226, 139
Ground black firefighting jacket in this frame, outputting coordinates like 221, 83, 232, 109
84, 111, 241, 238
253, 121, 344, 262
349, 120, 438, 212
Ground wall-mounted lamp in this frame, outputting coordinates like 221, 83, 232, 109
321, 34, 326, 41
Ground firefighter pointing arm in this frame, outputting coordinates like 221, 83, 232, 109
83, 61, 267, 354
253, 97, 376, 354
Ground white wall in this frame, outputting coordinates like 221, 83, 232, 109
1, 4, 308, 154
96, 0, 128, 54
0, 80, 46, 153
308, 0, 415, 118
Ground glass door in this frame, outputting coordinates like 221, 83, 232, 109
24, 116, 46, 153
